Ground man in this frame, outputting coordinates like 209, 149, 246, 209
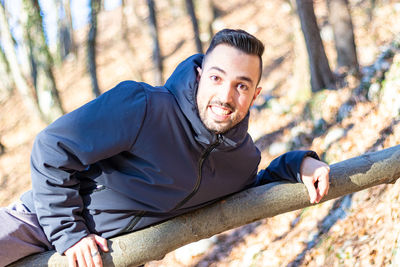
0, 29, 329, 267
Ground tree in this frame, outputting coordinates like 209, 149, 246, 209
185, 0, 203, 53
296, 0, 336, 92
21, 0, 65, 123
53, 0, 75, 62
0, 2, 41, 119
0, 44, 14, 100
10, 145, 400, 266
198, 0, 215, 45
327, 0, 359, 76
88, 0, 101, 97
120, 0, 143, 82
147, 0, 163, 85
62, 0, 76, 57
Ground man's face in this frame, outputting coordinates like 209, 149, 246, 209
196, 44, 262, 134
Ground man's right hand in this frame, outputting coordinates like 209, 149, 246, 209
64, 234, 109, 267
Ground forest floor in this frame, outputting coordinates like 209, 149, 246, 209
1, 0, 400, 266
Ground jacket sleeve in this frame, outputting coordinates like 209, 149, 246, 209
30, 81, 147, 254
255, 150, 320, 185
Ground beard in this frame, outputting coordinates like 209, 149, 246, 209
197, 99, 249, 134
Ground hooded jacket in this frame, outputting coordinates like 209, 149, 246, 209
21, 54, 317, 254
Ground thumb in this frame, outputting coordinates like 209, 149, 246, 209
303, 179, 317, 203
94, 235, 109, 252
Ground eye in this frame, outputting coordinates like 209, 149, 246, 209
210, 75, 221, 82
237, 83, 248, 91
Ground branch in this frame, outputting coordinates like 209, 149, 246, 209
10, 145, 400, 267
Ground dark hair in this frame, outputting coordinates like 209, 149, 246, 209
204, 29, 265, 85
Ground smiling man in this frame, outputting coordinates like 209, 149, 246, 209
0, 29, 329, 267
197, 43, 262, 133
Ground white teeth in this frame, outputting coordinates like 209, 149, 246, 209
211, 106, 230, 116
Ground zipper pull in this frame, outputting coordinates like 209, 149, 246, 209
217, 134, 223, 144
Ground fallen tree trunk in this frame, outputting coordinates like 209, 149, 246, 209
10, 145, 400, 267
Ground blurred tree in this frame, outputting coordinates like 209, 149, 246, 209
54, 0, 76, 62
88, 0, 101, 97
288, 0, 312, 103
327, 0, 359, 76
185, 0, 202, 53
0, 140, 4, 155
198, 0, 215, 45
296, 0, 336, 92
120, 0, 143, 81
21, 0, 65, 123
0, 2, 41, 120
0, 44, 15, 100
121, 0, 141, 40
147, 0, 163, 85
62, 0, 76, 57
121, 0, 129, 40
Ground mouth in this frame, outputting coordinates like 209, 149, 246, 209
208, 104, 233, 121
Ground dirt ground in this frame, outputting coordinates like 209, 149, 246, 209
1, 0, 400, 266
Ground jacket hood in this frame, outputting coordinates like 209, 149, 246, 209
164, 54, 251, 149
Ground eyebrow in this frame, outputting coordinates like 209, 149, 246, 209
208, 66, 254, 86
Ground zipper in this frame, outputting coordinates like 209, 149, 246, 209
122, 134, 223, 234
122, 210, 146, 233
172, 134, 223, 211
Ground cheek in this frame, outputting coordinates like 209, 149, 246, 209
236, 95, 253, 110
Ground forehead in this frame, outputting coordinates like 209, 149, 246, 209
203, 44, 260, 83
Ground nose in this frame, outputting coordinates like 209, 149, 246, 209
217, 82, 234, 104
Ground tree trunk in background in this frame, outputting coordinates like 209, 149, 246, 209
10, 145, 400, 266
185, 0, 203, 53
198, 0, 215, 46
63, 0, 76, 57
289, 0, 312, 103
120, 0, 143, 81
327, 0, 359, 76
147, 0, 163, 85
88, 0, 101, 97
296, 0, 336, 92
0, 2, 41, 120
22, 0, 65, 123
54, 0, 73, 62
0, 43, 15, 101
121, 0, 128, 40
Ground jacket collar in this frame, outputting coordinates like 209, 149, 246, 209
164, 54, 251, 149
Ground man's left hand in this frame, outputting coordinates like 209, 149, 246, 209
300, 156, 330, 204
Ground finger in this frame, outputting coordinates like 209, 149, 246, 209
89, 248, 102, 267
304, 179, 317, 203
83, 245, 95, 267
94, 235, 109, 252
317, 171, 330, 198
66, 252, 77, 267
88, 240, 103, 267
77, 250, 88, 267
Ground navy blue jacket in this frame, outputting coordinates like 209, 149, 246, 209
21, 54, 318, 254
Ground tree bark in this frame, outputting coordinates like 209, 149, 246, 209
185, 0, 203, 53
0, 40, 15, 99
63, 0, 76, 57
0, 2, 41, 119
88, 0, 101, 97
198, 0, 215, 45
147, 0, 163, 85
327, 0, 359, 76
22, 0, 65, 123
10, 145, 400, 266
296, 0, 336, 92
120, 0, 143, 82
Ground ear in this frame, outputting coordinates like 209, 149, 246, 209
251, 86, 262, 106
196, 67, 202, 82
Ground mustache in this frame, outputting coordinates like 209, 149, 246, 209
208, 100, 235, 111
